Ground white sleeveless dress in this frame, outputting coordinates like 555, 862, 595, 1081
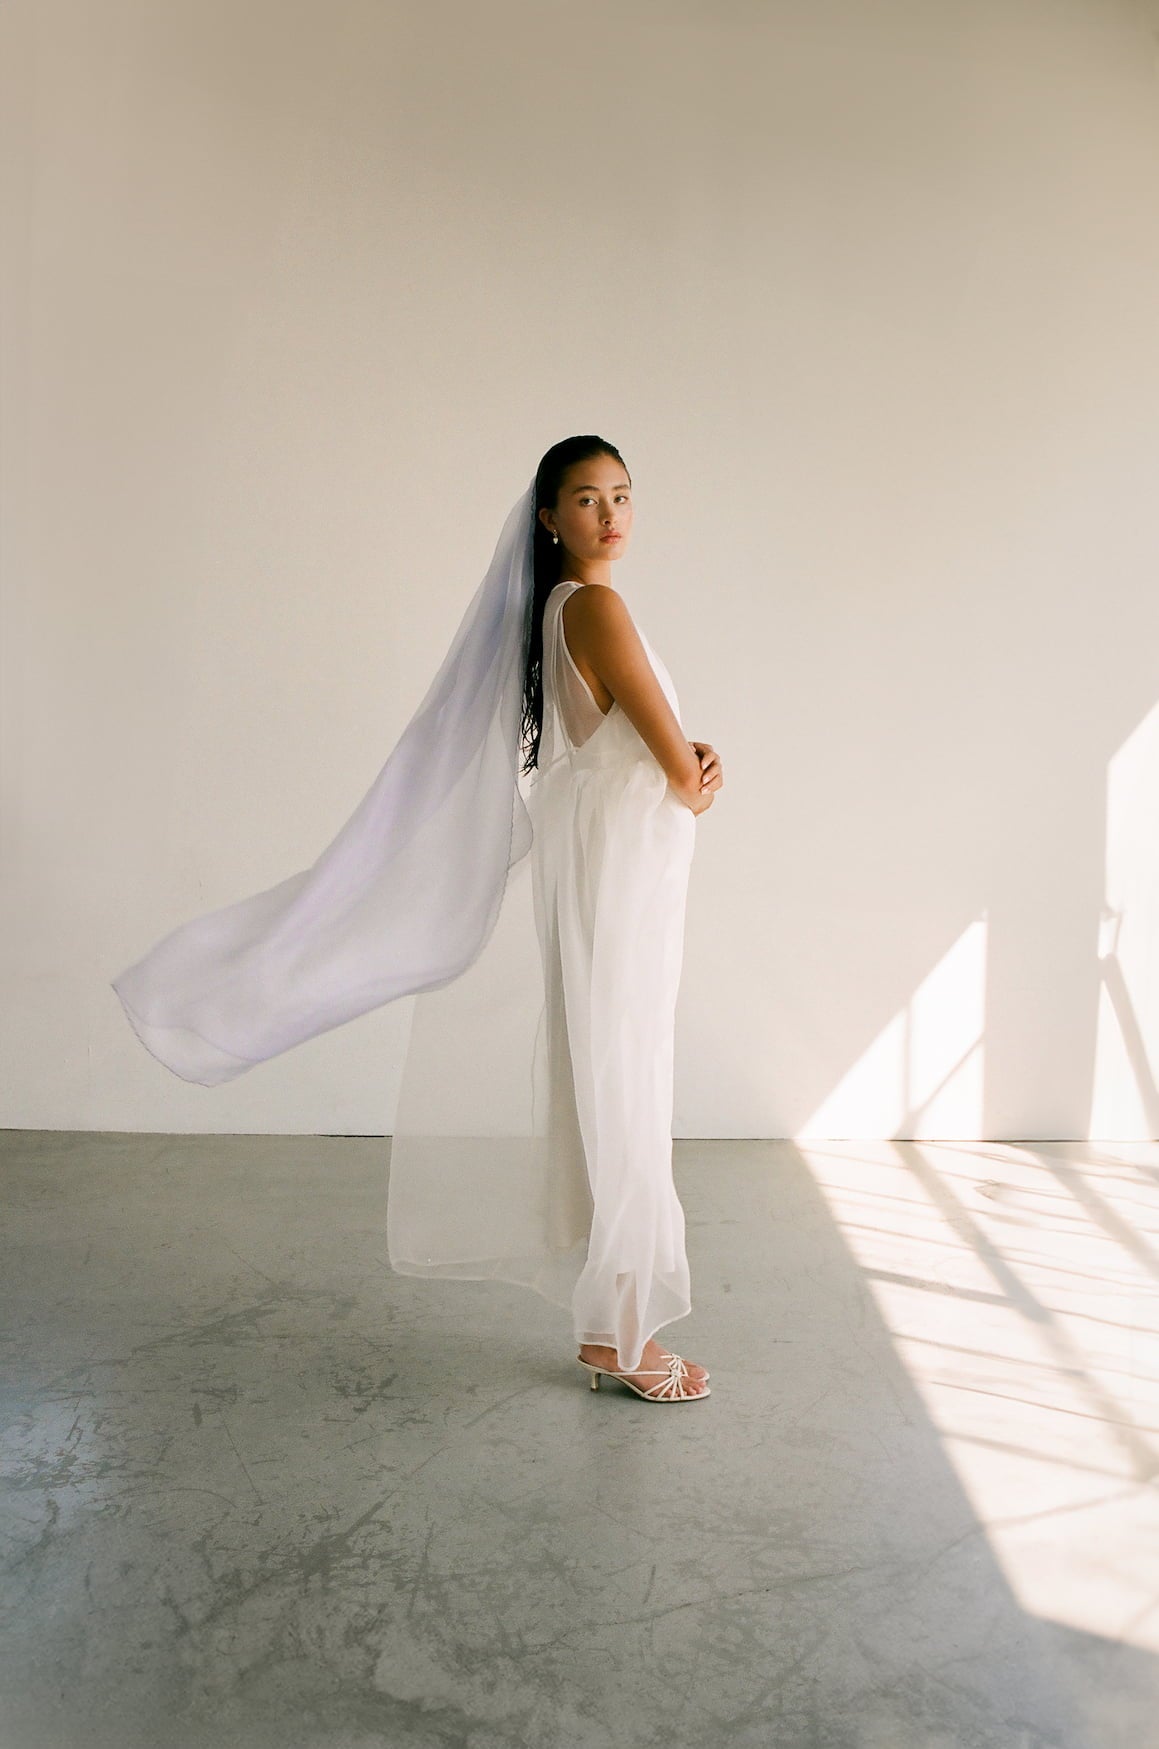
529, 582, 697, 1367
385, 581, 696, 1373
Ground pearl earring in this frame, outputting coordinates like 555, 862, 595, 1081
552, 532, 559, 545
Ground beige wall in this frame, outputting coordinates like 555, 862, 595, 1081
4, 0, 1159, 1137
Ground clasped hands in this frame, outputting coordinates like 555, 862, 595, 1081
690, 741, 723, 798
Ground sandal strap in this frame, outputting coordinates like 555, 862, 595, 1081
612, 1353, 696, 1400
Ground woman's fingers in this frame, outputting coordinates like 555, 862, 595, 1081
690, 740, 723, 793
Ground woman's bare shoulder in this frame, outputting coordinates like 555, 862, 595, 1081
561, 584, 636, 650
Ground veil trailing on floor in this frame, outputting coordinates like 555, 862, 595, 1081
111, 477, 587, 1311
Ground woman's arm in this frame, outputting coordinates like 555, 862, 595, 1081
562, 587, 714, 814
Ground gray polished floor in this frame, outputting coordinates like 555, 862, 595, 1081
2, 1130, 1157, 1749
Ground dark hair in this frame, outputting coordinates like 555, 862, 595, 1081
520, 434, 631, 773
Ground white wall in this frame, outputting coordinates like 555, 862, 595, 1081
4, 0, 1159, 1138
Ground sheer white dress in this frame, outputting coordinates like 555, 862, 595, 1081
386, 580, 696, 1372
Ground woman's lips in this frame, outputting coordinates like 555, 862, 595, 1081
600, 533, 621, 542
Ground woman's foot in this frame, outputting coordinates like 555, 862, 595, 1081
577, 1337, 708, 1394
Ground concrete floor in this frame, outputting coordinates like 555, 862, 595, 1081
2, 1132, 1158, 1749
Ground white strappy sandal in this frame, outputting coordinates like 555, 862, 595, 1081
577, 1351, 711, 1402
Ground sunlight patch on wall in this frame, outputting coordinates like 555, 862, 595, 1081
1093, 701, 1159, 1140
802, 919, 986, 1138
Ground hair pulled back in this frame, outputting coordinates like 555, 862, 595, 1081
520, 434, 630, 773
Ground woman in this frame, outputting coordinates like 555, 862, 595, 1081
522, 435, 722, 1402
110, 434, 720, 1401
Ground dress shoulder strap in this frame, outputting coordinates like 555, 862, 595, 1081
542, 582, 610, 752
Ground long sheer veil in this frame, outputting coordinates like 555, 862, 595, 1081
112, 477, 586, 1313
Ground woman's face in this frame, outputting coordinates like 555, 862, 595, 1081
541, 454, 633, 563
